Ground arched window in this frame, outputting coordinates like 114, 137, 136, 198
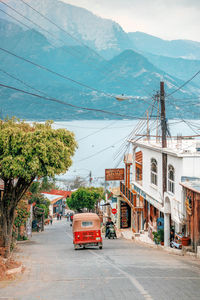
151, 158, 157, 186
168, 165, 175, 194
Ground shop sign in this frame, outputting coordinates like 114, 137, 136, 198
112, 197, 117, 203
133, 184, 146, 199
105, 168, 124, 181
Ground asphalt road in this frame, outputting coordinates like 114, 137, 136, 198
1, 219, 200, 300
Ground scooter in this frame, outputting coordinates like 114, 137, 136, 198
107, 224, 117, 239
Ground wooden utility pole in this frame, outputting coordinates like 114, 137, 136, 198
156, 92, 160, 143
160, 82, 167, 148
146, 110, 150, 141
160, 82, 167, 195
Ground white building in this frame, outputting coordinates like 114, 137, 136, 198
131, 138, 200, 246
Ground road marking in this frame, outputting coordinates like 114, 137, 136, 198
90, 249, 153, 300
66, 228, 153, 299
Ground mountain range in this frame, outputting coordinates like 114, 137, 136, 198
0, 0, 200, 120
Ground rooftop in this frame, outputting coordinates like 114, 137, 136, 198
42, 193, 64, 204
180, 180, 200, 194
132, 138, 200, 157
42, 189, 71, 198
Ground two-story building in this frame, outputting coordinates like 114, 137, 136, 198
129, 137, 200, 246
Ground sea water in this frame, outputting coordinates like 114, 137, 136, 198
52, 119, 200, 185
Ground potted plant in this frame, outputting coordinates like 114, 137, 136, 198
153, 232, 160, 244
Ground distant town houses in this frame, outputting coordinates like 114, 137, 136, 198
42, 189, 71, 217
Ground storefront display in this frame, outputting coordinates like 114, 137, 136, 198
120, 202, 131, 228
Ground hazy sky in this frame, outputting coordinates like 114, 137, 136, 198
62, 0, 200, 42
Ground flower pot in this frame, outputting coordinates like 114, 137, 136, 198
182, 237, 190, 246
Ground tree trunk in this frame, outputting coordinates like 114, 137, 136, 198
0, 205, 15, 258
0, 178, 34, 257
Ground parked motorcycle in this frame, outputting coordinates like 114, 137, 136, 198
107, 224, 117, 239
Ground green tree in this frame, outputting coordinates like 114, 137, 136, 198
67, 187, 104, 212
0, 118, 77, 257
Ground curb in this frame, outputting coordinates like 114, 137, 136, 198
130, 236, 200, 259
6, 265, 22, 275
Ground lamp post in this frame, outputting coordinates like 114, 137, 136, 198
73, 169, 92, 186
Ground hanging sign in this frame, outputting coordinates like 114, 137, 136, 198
105, 168, 124, 181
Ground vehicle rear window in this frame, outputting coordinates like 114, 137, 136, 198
82, 221, 93, 227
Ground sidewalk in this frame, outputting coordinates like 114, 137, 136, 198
118, 228, 200, 259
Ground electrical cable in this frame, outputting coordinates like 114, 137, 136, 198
0, 46, 113, 97
19, 0, 103, 60
0, 2, 106, 73
0, 7, 33, 31
2, 1, 156, 100
166, 69, 200, 97
77, 120, 118, 142
0, 83, 150, 120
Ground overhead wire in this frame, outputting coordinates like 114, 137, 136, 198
77, 120, 118, 142
0, 7, 33, 31
0, 2, 106, 74
1, 0, 157, 100
19, 0, 103, 60
19, 0, 157, 98
166, 96, 200, 135
0, 83, 151, 120
166, 69, 200, 97
0, 46, 113, 97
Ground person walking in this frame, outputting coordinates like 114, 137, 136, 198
50, 215, 53, 225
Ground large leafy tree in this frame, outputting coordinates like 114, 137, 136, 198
0, 118, 77, 257
67, 187, 104, 212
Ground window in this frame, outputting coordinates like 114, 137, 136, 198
136, 168, 140, 181
82, 221, 93, 227
168, 165, 175, 194
151, 158, 157, 186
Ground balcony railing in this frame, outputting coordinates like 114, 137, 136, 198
120, 181, 143, 210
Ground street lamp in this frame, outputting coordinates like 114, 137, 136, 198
73, 169, 92, 186
115, 94, 132, 101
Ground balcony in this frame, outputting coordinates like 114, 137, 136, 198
120, 182, 143, 211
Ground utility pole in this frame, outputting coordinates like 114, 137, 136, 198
146, 110, 150, 141
160, 81, 170, 247
160, 81, 167, 195
89, 171, 92, 186
160, 82, 167, 148
155, 92, 160, 143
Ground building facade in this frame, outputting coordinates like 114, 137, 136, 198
127, 138, 200, 246
180, 180, 200, 252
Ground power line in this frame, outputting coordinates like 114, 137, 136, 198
77, 120, 117, 142
0, 46, 113, 97
0, 83, 150, 120
19, 0, 103, 60
77, 132, 134, 163
0, 47, 160, 116
0, 7, 33, 31
0, 1, 106, 74
0, 68, 48, 97
166, 69, 200, 97
3, 0, 155, 99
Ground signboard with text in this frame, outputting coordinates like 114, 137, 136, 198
105, 168, 124, 181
